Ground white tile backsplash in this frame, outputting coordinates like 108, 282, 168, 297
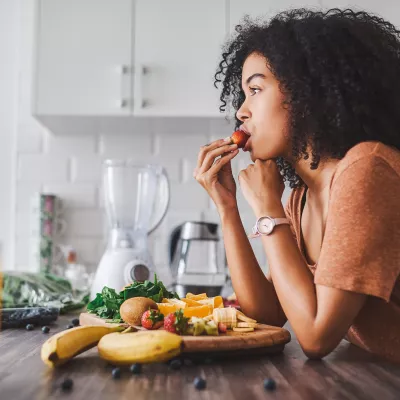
14, 119, 291, 275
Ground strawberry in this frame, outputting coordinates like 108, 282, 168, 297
164, 309, 189, 335
230, 130, 249, 148
141, 308, 164, 330
218, 322, 227, 333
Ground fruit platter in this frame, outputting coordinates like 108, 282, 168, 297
41, 276, 291, 368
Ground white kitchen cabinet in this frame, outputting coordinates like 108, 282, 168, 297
133, 0, 227, 117
33, 0, 133, 116
33, 0, 228, 119
320, 1, 400, 28
229, 0, 323, 34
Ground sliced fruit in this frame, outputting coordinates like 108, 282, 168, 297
202, 315, 213, 322
183, 305, 213, 318
181, 298, 202, 307
236, 310, 257, 324
98, 330, 183, 364
237, 322, 258, 328
156, 303, 180, 316
232, 327, 254, 333
213, 307, 237, 328
198, 296, 223, 309
185, 293, 208, 301
41, 325, 124, 368
204, 320, 219, 336
164, 298, 187, 308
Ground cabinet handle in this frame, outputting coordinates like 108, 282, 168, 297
116, 64, 129, 108
135, 65, 149, 108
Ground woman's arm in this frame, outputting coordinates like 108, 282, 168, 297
255, 203, 367, 359
220, 207, 287, 327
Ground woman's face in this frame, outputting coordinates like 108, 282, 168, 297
236, 52, 291, 162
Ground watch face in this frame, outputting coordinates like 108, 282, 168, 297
258, 217, 274, 234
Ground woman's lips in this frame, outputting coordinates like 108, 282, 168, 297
243, 137, 252, 152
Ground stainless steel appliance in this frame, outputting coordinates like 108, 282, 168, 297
169, 221, 228, 298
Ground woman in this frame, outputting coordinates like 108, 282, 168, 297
194, 8, 400, 362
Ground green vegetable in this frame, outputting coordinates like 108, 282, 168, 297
86, 274, 179, 322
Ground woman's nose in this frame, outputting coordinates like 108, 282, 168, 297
236, 102, 250, 122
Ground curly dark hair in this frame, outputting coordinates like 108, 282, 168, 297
214, 8, 400, 188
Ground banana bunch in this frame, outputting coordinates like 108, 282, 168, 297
41, 325, 124, 367
97, 330, 183, 364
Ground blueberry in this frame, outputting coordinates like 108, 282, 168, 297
193, 377, 206, 390
169, 359, 182, 370
66, 324, 74, 329
61, 378, 73, 391
112, 367, 121, 379
183, 359, 193, 366
26, 324, 34, 331
42, 326, 50, 334
130, 363, 142, 374
263, 378, 276, 391
71, 318, 80, 327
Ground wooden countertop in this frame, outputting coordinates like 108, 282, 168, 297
1, 314, 399, 400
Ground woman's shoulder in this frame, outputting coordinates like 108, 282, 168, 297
332, 141, 400, 187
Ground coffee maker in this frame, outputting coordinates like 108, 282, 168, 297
169, 221, 228, 298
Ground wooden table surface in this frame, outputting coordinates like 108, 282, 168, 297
1, 314, 399, 400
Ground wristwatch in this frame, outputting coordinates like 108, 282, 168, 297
248, 216, 290, 239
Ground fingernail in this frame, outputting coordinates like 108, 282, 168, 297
224, 136, 232, 143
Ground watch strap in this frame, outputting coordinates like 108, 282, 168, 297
247, 216, 290, 239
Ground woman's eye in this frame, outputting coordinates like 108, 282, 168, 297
249, 87, 260, 96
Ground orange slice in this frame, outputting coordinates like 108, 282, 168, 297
181, 298, 202, 307
183, 305, 213, 318
156, 303, 180, 316
198, 296, 223, 309
185, 293, 208, 301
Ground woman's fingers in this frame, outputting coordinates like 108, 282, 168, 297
206, 149, 239, 178
197, 143, 238, 175
195, 138, 231, 173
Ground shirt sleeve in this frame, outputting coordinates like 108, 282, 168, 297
315, 155, 400, 302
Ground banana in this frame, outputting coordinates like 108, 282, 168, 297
237, 322, 258, 328
213, 307, 237, 328
98, 330, 183, 365
232, 327, 254, 333
236, 310, 257, 324
41, 325, 124, 368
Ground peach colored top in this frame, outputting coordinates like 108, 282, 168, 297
285, 141, 400, 363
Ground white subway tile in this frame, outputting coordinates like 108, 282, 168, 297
156, 133, 207, 158
209, 117, 235, 137
100, 133, 152, 158
44, 132, 97, 155
18, 154, 69, 182
42, 184, 98, 209
15, 235, 30, 270
170, 182, 209, 211
71, 156, 103, 183
66, 209, 106, 237
151, 118, 210, 135
17, 122, 44, 153
16, 182, 42, 214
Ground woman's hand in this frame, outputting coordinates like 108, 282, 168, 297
193, 138, 240, 212
238, 159, 285, 216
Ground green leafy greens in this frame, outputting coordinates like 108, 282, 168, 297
86, 275, 179, 322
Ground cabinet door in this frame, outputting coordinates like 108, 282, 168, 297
229, 0, 322, 34
34, 0, 133, 115
133, 0, 227, 117
320, 1, 400, 28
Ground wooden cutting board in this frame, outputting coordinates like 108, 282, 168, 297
79, 312, 291, 356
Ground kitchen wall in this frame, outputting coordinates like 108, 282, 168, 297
9, 0, 291, 279
0, 0, 20, 270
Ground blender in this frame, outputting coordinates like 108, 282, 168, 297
90, 160, 170, 300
